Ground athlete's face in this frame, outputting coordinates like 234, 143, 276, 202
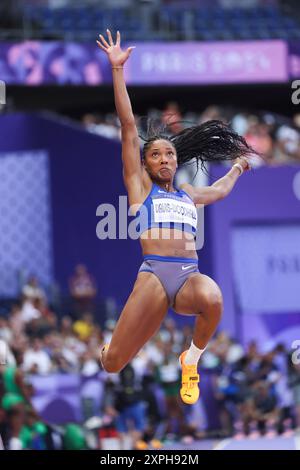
144, 139, 178, 182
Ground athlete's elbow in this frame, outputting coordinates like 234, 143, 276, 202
216, 187, 228, 201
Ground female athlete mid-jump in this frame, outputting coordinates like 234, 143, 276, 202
97, 30, 252, 405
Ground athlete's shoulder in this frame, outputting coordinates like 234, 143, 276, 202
179, 183, 195, 201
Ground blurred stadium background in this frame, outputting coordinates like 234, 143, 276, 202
0, 0, 300, 451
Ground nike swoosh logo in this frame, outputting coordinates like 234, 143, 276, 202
182, 265, 195, 271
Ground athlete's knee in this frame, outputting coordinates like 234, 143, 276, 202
203, 291, 223, 320
103, 349, 125, 374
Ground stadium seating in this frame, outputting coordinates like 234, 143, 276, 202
22, 4, 300, 41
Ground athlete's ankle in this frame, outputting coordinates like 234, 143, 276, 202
184, 341, 206, 365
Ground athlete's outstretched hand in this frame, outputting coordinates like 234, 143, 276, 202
96, 29, 135, 67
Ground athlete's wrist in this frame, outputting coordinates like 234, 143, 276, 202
232, 163, 244, 175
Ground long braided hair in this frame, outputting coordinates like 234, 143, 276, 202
140, 119, 257, 174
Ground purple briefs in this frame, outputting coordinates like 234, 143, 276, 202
138, 254, 199, 307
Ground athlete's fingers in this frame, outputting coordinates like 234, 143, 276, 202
107, 29, 114, 46
127, 46, 136, 56
116, 30, 121, 46
96, 40, 107, 52
99, 34, 109, 49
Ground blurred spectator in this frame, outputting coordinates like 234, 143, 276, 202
275, 119, 300, 162
8, 304, 24, 338
243, 381, 279, 435
22, 276, 46, 304
60, 315, 74, 339
0, 317, 13, 345
73, 312, 95, 342
161, 101, 184, 135
244, 118, 274, 162
77, 104, 300, 168
159, 318, 183, 347
23, 338, 52, 375
82, 113, 120, 140
18, 275, 56, 335
198, 105, 224, 124
231, 112, 249, 135
154, 341, 186, 438
5, 406, 26, 450
1, 349, 34, 411
69, 264, 97, 316
20, 298, 41, 324
113, 364, 147, 450
288, 356, 300, 428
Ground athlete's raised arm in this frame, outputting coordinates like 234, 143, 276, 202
181, 157, 251, 206
97, 30, 144, 199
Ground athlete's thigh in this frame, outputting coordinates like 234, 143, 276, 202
109, 271, 169, 362
173, 273, 223, 315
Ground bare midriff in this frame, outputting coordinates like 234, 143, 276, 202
140, 228, 198, 259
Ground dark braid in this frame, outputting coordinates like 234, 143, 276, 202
140, 119, 258, 173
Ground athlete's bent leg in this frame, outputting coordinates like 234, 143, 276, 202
101, 271, 168, 373
174, 273, 223, 348
173, 273, 223, 404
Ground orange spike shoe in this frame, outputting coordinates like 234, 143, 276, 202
179, 350, 200, 405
